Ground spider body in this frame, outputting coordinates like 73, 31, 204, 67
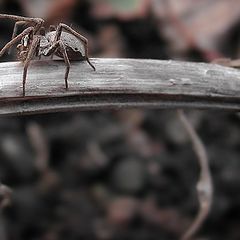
45, 31, 86, 60
17, 31, 86, 61
0, 14, 95, 96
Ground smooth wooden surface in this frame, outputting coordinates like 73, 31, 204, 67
0, 58, 240, 115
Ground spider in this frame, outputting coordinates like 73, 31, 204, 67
0, 14, 95, 96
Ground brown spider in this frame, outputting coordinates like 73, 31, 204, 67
0, 14, 95, 96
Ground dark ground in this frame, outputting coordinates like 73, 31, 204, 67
0, 1, 240, 239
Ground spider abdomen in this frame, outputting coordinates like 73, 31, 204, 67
46, 31, 86, 60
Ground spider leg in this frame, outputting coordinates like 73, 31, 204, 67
0, 14, 44, 55
8, 21, 27, 54
59, 41, 70, 89
45, 40, 70, 89
0, 27, 34, 57
0, 14, 43, 22
0, 14, 44, 33
22, 36, 40, 96
54, 23, 95, 71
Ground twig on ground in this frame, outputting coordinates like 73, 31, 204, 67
26, 122, 49, 172
0, 183, 12, 209
26, 122, 59, 192
178, 110, 213, 240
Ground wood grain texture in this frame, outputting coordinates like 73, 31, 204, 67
0, 58, 240, 115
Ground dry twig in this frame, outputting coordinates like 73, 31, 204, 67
0, 58, 240, 115
178, 110, 213, 240
26, 122, 49, 172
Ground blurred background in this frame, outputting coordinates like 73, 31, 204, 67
0, 0, 240, 239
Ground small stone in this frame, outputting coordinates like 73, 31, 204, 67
112, 158, 146, 193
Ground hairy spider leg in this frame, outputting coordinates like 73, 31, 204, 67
0, 27, 34, 57
9, 21, 26, 54
0, 14, 43, 22
23, 36, 41, 96
45, 40, 70, 89
0, 14, 44, 54
0, 14, 44, 34
54, 23, 95, 71
10, 18, 44, 40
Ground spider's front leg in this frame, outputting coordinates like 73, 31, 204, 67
45, 40, 70, 89
0, 14, 44, 33
0, 26, 34, 57
54, 23, 95, 71
0, 14, 44, 54
8, 21, 25, 54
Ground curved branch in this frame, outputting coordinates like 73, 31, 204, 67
0, 58, 240, 115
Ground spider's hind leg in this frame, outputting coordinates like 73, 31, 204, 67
54, 23, 95, 71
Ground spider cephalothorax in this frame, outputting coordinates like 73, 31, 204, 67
0, 14, 95, 96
